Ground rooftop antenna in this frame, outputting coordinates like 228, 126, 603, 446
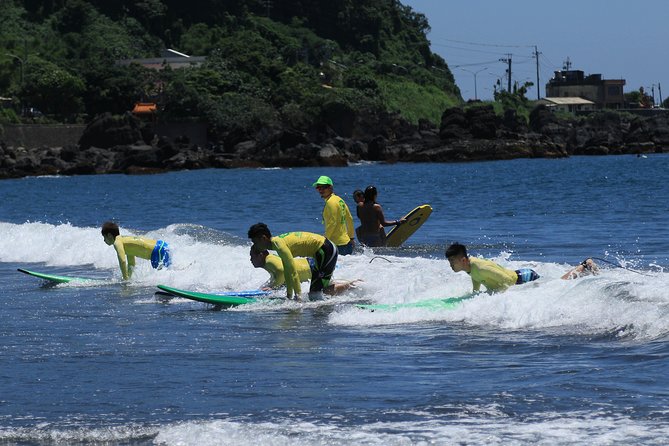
562, 57, 572, 71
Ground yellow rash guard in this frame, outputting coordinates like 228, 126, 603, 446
468, 257, 519, 293
271, 231, 326, 297
322, 193, 354, 246
264, 254, 311, 287
113, 235, 157, 280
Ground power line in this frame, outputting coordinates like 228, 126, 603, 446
452, 59, 501, 68
432, 37, 536, 49
432, 43, 511, 57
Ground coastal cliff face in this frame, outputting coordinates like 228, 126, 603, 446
1, 107, 668, 179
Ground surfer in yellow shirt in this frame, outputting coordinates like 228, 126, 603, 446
313, 175, 355, 255
248, 222, 338, 300
249, 247, 360, 295
445, 242, 539, 293
101, 221, 171, 280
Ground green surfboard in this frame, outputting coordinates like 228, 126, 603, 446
156, 284, 272, 307
356, 294, 474, 311
17, 268, 105, 284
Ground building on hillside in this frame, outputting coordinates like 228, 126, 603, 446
0, 97, 14, 109
536, 97, 595, 113
132, 102, 157, 121
545, 68, 625, 109
117, 49, 205, 70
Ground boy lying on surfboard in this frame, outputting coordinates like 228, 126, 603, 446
445, 242, 540, 294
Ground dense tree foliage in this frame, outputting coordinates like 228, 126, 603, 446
1, 0, 461, 133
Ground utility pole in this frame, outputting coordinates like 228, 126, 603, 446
659, 83, 663, 108
461, 67, 487, 100
263, 0, 272, 18
534, 46, 541, 100
651, 84, 656, 106
499, 54, 512, 92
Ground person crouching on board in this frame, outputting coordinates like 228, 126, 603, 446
249, 247, 360, 296
248, 222, 338, 300
101, 221, 171, 280
445, 242, 539, 294
561, 258, 599, 280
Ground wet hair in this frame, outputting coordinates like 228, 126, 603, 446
249, 246, 269, 267
353, 189, 364, 201
363, 185, 377, 203
248, 222, 271, 239
101, 221, 120, 238
445, 242, 468, 259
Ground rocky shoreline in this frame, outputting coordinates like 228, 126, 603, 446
1, 105, 668, 179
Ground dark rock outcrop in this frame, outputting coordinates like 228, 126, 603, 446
1, 107, 669, 179
78, 112, 146, 150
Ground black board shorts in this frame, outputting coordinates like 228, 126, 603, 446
310, 238, 338, 293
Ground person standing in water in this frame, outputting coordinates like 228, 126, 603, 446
313, 175, 355, 255
356, 185, 405, 247
353, 189, 365, 206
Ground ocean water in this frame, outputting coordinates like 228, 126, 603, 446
1, 156, 668, 445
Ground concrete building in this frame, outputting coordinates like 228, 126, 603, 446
545, 69, 625, 109
117, 49, 205, 70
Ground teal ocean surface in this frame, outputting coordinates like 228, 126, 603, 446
1, 156, 668, 445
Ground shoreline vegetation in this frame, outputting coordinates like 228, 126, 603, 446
1, 1, 668, 179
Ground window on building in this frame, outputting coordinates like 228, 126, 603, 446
608, 86, 621, 96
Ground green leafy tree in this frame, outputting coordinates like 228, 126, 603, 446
82, 63, 158, 115
624, 91, 641, 107
21, 57, 85, 119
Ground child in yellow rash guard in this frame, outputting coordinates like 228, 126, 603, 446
248, 223, 338, 300
250, 248, 361, 296
468, 257, 518, 293
445, 242, 539, 294
101, 221, 171, 280
252, 251, 311, 288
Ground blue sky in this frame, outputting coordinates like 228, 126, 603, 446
402, 0, 668, 103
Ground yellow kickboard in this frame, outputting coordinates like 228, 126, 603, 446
384, 204, 432, 247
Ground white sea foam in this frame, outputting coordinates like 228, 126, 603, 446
151, 411, 669, 445
330, 252, 669, 341
2, 409, 668, 445
3, 221, 668, 339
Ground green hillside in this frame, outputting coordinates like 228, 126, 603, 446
0, 0, 461, 134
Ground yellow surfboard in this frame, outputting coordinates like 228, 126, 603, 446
384, 204, 432, 247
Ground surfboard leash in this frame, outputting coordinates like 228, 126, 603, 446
369, 256, 392, 263
590, 257, 652, 276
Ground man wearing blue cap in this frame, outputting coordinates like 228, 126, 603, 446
313, 175, 355, 255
